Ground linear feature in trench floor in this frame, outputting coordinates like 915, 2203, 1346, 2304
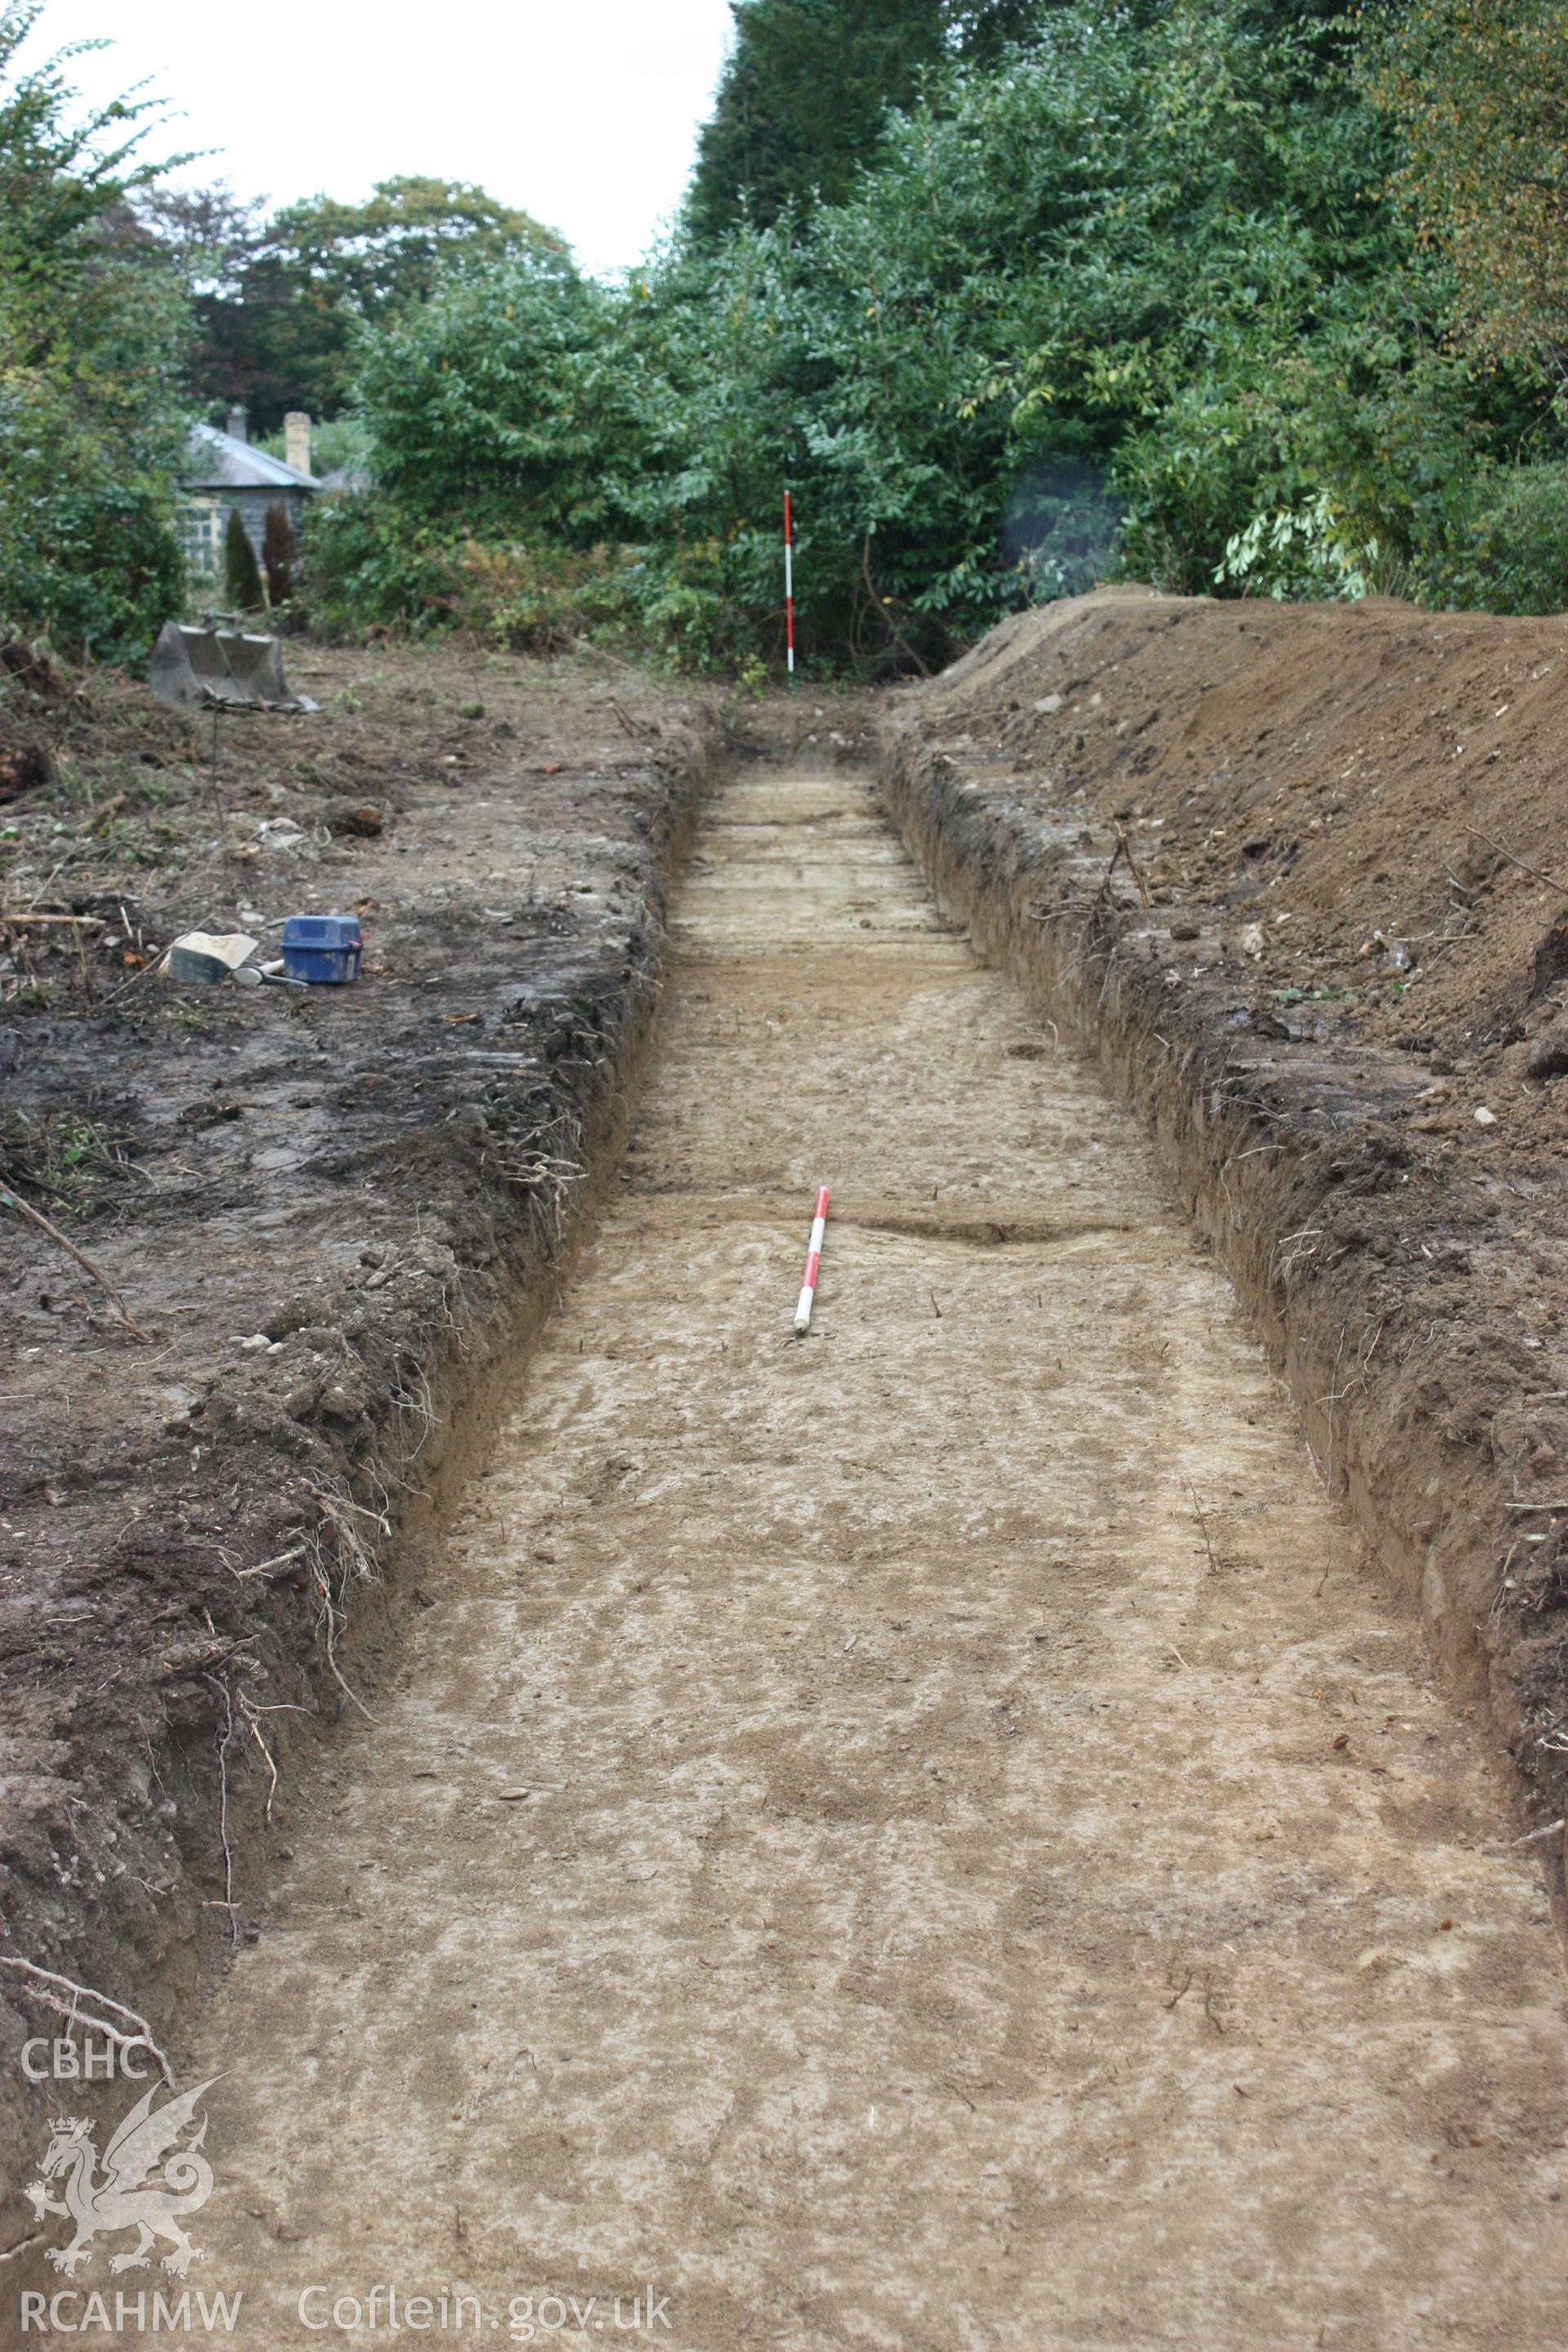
189, 768, 1567, 2352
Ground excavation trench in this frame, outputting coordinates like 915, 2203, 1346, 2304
168, 764, 1563, 2349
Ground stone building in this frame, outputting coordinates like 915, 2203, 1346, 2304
179, 408, 321, 577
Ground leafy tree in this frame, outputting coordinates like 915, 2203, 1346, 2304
349, 245, 642, 541
662, 0, 1429, 644
143, 176, 562, 431
1366, 0, 1568, 391
0, 0, 191, 655
272, 176, 562, 319
137, 183, 309, 433
322, 0, 1568, 666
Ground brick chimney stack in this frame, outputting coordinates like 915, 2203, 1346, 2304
284, 412, 312, 478
227, 404, 248, 443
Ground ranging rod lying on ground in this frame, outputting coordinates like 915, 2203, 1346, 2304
794, 1187, 830, 1336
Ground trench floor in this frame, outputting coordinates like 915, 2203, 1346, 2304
187, 768, 1568, 2350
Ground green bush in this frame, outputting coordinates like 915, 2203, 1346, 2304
298, 495, 651, 654
447, 540, 647, 651
325, 2, 1449, 667
351, 248, 642, 542
1428, 463, 1568, 617
297, 497, 463, 635
0, 3, 192, 659
309, 0, 1568, 666
0, 425, 187, 655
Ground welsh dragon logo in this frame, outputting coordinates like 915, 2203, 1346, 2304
24, 2077, 219, 2278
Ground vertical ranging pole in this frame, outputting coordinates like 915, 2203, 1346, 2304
794, 1186, 829, 1337
783, 490, 796, 677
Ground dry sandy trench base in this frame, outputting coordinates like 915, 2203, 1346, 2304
177, 764, 1567, 2352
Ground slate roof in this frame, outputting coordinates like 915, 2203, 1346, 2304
183, 423, 322, 494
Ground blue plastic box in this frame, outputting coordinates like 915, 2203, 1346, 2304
281, 913, 362, 986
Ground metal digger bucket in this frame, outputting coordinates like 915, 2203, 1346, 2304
149, 621, 315, 712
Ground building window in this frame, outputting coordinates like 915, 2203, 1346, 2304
179, 499, 225, 577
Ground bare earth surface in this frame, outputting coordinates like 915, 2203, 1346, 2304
183, 764, 1566, 2350
0, 644, 720, 2153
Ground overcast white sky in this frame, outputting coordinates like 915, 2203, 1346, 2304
21, 0, 737, 277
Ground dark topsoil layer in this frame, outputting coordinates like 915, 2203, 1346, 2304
883, 586, 1568, 1931
0, 637, 732, 2185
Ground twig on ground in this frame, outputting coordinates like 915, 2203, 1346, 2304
1185, 1480, 1220, 1574
299, 1484, 384, 1723
1115, 823, 1153, 908
1490, 1541, 1523, 1633
207, 706, 235, 887
229, 1543, 309, 1581
1276, 1226, 1323, 1283
0, 1183, 148, 1340
390, 1360, 438, 1457
25, 862, 65, 914
608, 698, 659, 743
1080, 826, 1153, 921
1463, 827, 1568, 896
1515, 1817, 1566, 1845
1319, 1319, 1384, 1413
0, 912, 105, 930
858, 532, 931, 678
302, 1477, 390, 1569
315, 1584, 376, 1722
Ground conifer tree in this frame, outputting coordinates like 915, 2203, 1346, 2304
223, 506, 265, 611
261, 501, 296, 607
687, 0, 1046, 242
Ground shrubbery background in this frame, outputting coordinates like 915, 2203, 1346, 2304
7, 0, 1568, 671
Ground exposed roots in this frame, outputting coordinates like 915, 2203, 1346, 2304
300, 1476, 389, 1724
0, 1956, 173, 2087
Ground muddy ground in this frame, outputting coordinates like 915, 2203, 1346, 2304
884, 586, 1568, 1907
0, 638, 749, 2182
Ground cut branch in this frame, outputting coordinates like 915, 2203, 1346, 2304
0, 1183, 149, 1340
1463, 826, 1568, 895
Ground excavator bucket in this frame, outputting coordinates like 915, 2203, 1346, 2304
149, 621, 317, 713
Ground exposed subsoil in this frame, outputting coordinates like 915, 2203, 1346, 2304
0, 639, 733, 2186
5, 602, 1568, 2345
135, 755, 1568, 2350
884, 591, 1568, 1908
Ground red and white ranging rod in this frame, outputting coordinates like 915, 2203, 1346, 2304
783, 491, 796, 678
793, 1187, 829, 1337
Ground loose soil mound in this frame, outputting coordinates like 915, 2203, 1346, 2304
884, 587, 1568, 1921
924, 586, 1568, 1069
0, 642, 723, 2183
